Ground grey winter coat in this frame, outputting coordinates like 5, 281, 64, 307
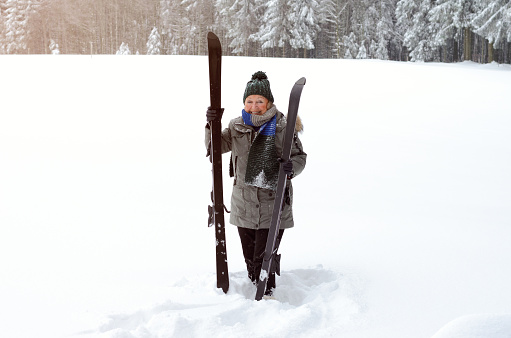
205, 108, 306, 230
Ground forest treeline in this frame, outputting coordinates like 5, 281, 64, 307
1, 0, 510, 64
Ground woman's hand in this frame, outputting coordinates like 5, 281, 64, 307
206, 107, 224, 122
279, 158, 294, 178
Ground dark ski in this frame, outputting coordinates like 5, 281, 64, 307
207, 32, 229, 293
255, 77, 306, 301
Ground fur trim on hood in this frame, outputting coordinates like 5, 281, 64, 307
295, 115, 303, 133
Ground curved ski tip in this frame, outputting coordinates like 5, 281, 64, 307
295, 77, 306, 86
208, 32, 219, 40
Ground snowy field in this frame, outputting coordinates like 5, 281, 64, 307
1, 54, 511, 338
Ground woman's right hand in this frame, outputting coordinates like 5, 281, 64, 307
206, 107, 224, 122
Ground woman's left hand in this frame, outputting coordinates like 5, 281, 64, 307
279, 158, 294, 178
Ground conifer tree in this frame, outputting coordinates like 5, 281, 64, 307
180, 0, 216, 55
343, 31, 358, 59
3, 0, 40, 53
375, 21, 390, 60
257, 0, 292, 57
428, 0, 476, 62
473, 0, 511, 48
289, 0, 320, 57
319, 0, 349, 58
397, 0, 435, 61
116, 42, 131, 55
49, 39, 59, 54
147, 27, 162, 55
222, 0, 260, 55
356, 42, 367, 59
159, 0, 189, 55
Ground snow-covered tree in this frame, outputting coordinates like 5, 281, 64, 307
179, 0, 216, 55
346, 0, 367, 50
473, 0, 511, 47
49, 39, 59, 54
374, 0, 397, 60
395, 0, 416, 60
147, 27, 161, 55
343, 31, 358, 59
159, 0, 190, 54
220, 0, 261, 55
362, 1, 380, 58
428, 0, 476, 61
317, 0, 349, 58
334, 0, 397, 60
3, 0, 40, 53
397, 0, 436, 61
356, 41, 367, 59
375, 24, 390, 60
116, 42, 131, 55
257, 0, 293, 57
289, 0, 320, 57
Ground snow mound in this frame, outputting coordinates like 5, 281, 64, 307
431, 314, 511, 338
96, 266, 365, 338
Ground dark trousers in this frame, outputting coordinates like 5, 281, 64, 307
237, 227, 284, 295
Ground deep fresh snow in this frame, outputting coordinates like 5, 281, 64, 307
1, 55, 511, 338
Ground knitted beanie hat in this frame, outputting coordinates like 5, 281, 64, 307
243, 71, 274, 103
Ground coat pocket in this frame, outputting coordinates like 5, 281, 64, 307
231, 185, 246, 217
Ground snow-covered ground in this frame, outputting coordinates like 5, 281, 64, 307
1, 54, 510, 338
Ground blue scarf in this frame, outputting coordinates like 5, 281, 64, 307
242, 109, 277, 135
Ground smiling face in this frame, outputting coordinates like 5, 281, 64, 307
244, 95, 269, 115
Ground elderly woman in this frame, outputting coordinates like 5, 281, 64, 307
206, 71, 306, 297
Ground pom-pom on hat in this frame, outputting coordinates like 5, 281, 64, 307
243, 71, 274, 103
